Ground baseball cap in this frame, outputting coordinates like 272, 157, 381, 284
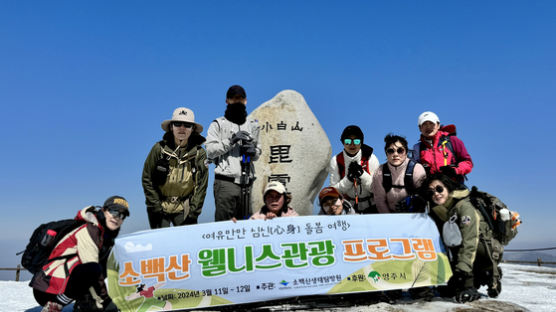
264, 181, 287, 196
318, 187, 342, 205
226, 85, 246, 99
103, 195, 130, 217
418, 111, 440, 126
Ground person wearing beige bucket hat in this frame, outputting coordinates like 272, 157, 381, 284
142, 107, 209, 228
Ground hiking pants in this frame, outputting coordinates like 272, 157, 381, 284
33, 262, 108, 306
214, 178, 252, 221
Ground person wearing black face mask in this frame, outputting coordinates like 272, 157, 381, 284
206, 85, 261, 221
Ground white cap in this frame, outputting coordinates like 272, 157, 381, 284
161, 107, 203, 133
264, 181, 287, 196
418, 111, 440, 126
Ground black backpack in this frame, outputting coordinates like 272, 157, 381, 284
468, 187, 520, 246
382, 159, 417, 194
19, 219, 85, 274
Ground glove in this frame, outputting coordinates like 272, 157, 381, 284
347, 162, 364, 182
455, 288, 481, 303
185, 214, 198, 225
103, 298, 120, 312
231, 130, 251, 145
440, 165, 457, 177
447, 270, 471, 291
240, 142, 257, 157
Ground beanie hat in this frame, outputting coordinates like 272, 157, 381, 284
103, 195, 130, 217
340, 125, 364, 143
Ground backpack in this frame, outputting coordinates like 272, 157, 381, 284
20, 219, 86, 274
336, 144, 374, 179
468, 186, 520, 246
411, 124, 456, 163
382, 159, 417, 194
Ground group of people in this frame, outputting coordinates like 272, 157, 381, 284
31, 84, 499, 311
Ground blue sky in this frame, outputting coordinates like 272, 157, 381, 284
1, 1, 555, 279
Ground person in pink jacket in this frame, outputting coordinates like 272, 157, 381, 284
250, 181, 298, 220
412, 111, 473, 184
372, 134, 427, 213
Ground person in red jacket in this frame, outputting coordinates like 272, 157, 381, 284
412, 111, 473, 184
31, 196, 129, 312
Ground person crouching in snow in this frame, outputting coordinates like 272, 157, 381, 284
31, 196, 129, 312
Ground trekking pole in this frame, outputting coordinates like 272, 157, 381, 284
240, 153, 251, 219
353, 178, 360, 211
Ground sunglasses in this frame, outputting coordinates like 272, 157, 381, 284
173, 122, 193, 128
426, 185, 445, 198
386, 147, 406, 155
108, 209, 127, 220
343, 139, 361, 145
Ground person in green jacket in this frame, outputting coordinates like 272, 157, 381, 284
424, 173, 503, 302
142, 107, 209, 228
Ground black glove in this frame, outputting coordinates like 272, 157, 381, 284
347, 162, 364, 182
103, 298, 120, 312
448, 270, 471, 291
440, 165, 457, 177
231, 130, 251, 145
455, 288, 481, 303
240, 142, 257, 157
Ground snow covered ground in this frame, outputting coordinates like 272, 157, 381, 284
1, 263, 553, 312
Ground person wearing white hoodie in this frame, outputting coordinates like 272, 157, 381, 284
328, 125, 379, 214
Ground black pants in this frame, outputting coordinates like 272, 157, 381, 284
214, 178, 252, 221
33, 262, 106, 306
148, 210, 198, 228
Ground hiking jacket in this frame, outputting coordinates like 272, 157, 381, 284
142, 132, 209, 217
413, 131, 473, 179
429, 189, 491, 274
250, 206, 299, 220
205, 116, 261, 184
30, 207, 110, 298
372, 158, 427, 213
329, 145, 379, 208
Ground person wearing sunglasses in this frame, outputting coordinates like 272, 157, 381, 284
317, 186, 356, 215
31, 196, 129, 312
424, 174, 501, 303
372, 134, 427, 213
412, 111, 473, 184
206, 85, 261, 221
142, 107, 208, 228
328, 125, 379, 214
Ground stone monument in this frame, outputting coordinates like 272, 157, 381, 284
249, 90, 331, 215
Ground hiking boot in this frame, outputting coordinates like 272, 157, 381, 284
487, 279, 502, 298
409, 286, 435, 301
42, 301, 63, 312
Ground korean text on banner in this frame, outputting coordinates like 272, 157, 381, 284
107, 214, 451, 311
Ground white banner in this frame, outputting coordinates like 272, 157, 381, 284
107, 213, 452, 311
